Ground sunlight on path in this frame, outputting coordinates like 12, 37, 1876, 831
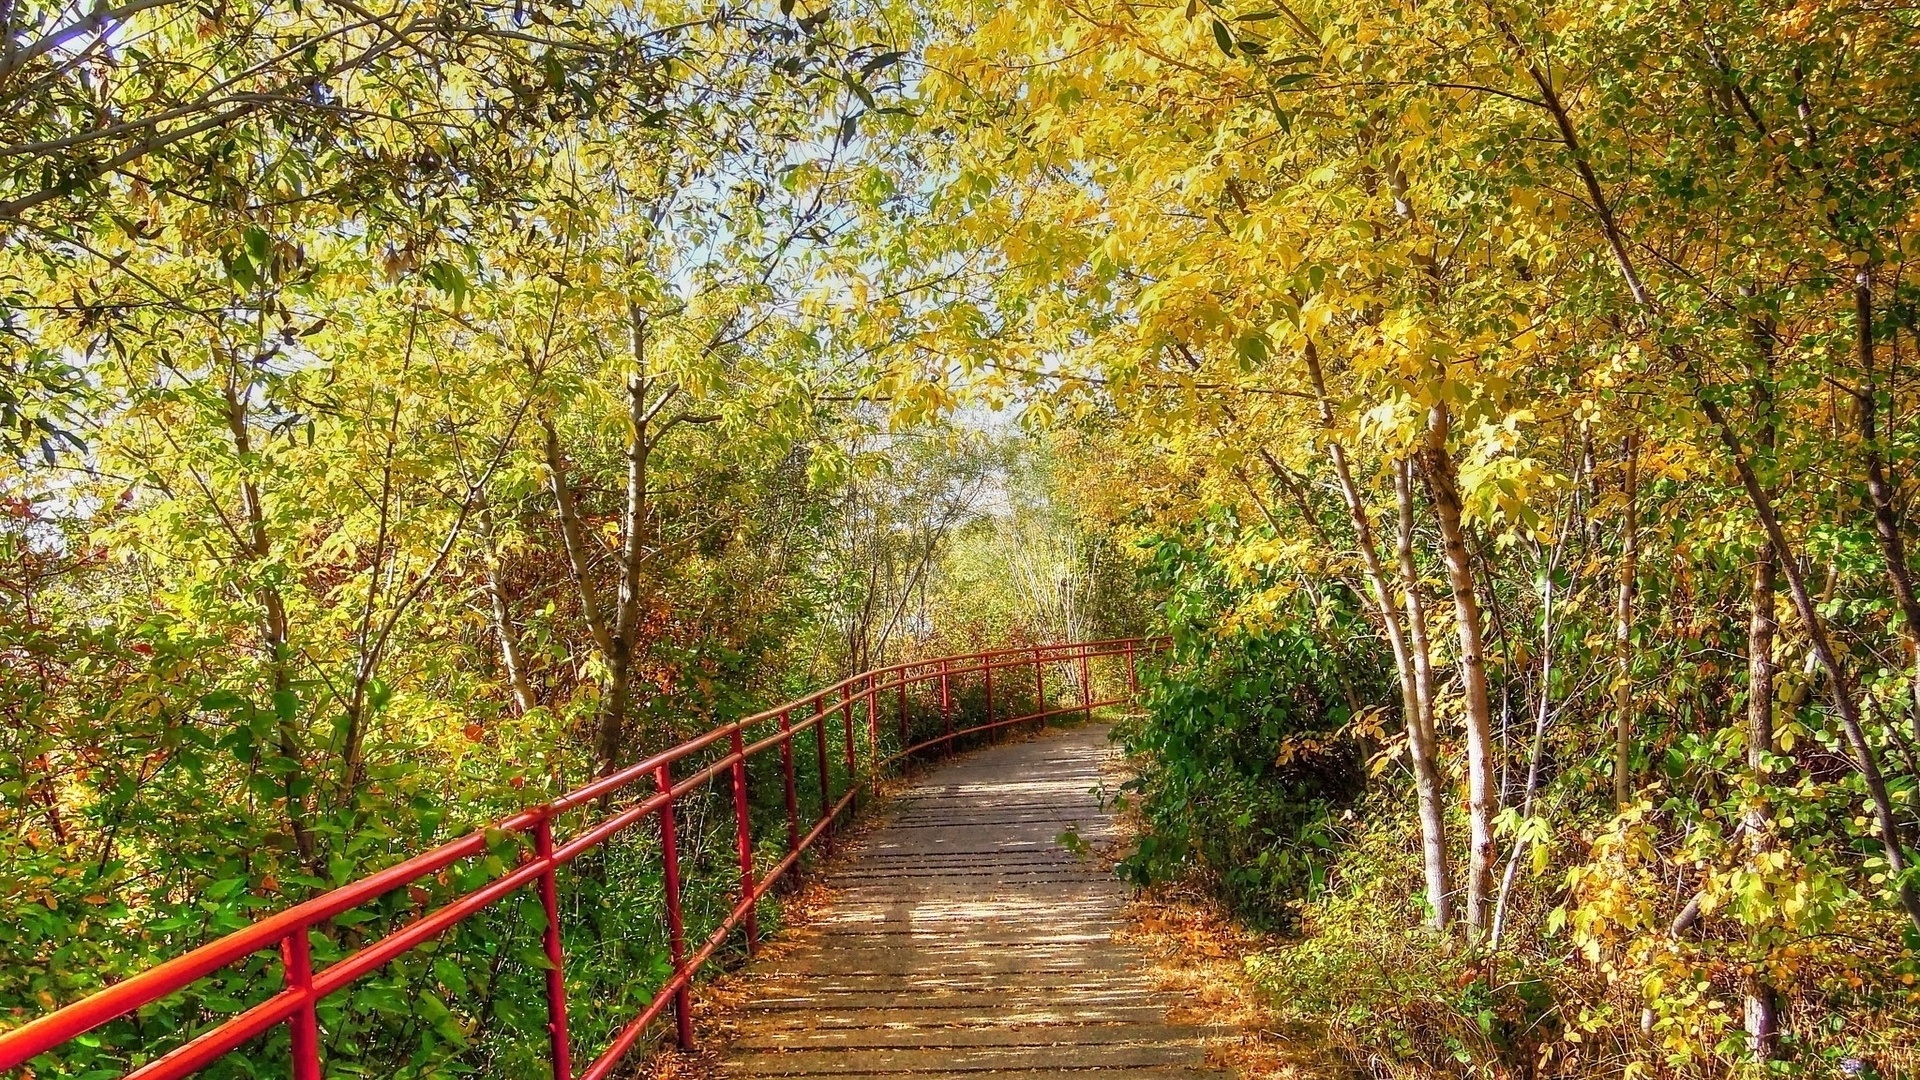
718, 725, 1231, 1080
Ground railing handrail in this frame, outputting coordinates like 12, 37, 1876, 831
0, 636, 1167, 1080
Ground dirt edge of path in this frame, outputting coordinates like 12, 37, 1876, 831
1093, 728, 1350, 1080
1113, 879, 1350, 1080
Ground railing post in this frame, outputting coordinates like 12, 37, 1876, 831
897, 667, 909, 749
655, 762, 694, 1049
1079, 648, 1093, 721
841, 681, 857, 813
813, 697, 831, 849
779, 708, 800, 854
1033, 645, 1045, 728
281, 928, 321, 1080
938, 659, 952, 753
1126, 641, 1138, 697
534, 816, 574, 1080
984, 658, 995, 736
729, 725, 759, 952
865, 672, 880, 766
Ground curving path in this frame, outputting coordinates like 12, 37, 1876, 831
718, 723, 1231, 1080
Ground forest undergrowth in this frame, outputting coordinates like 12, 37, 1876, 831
1110, 593, 1920, 1080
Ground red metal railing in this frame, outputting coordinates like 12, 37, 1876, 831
0, 637, 1165, 1080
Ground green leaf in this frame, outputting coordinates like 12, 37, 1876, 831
422, 262, 469, 309
516, 945, 556, 971
244, 227, 271, 266
223, 252, 258, 290
1211, 19, 1234, 55
199, 690, 248, 712
433, 956, 468, 996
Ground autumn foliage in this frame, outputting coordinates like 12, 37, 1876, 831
9, 0, 1920, 1076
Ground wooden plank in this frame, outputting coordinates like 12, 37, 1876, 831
744, 973, 1161, 994
733, 1024, 1215, 1050
734, 1071, 1220, 1080
726, 1044, 1208, 1075
736, 1005, 1178, 1028
743, 993, 1171, 1014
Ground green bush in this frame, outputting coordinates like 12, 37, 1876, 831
1116, 527, 1373, 928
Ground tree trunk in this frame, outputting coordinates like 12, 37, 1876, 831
541, 416, 625, 776
1394, 458, 1451, 930
1613, 431, 1640, 808
1394, 460, 1439, 751
1854, 271, 1920, 715
1420, 399, 1497, 938
1302, 343, 1451, 930
223, 377, 317, 870
600, 311, 656, 778
1744, 307, 1780, 1059
479, 507, 537, 716
542, 419, 613, 658
1581, 422, 1601, 551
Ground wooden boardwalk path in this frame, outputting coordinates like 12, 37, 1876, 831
718, 723, 1231, 1080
